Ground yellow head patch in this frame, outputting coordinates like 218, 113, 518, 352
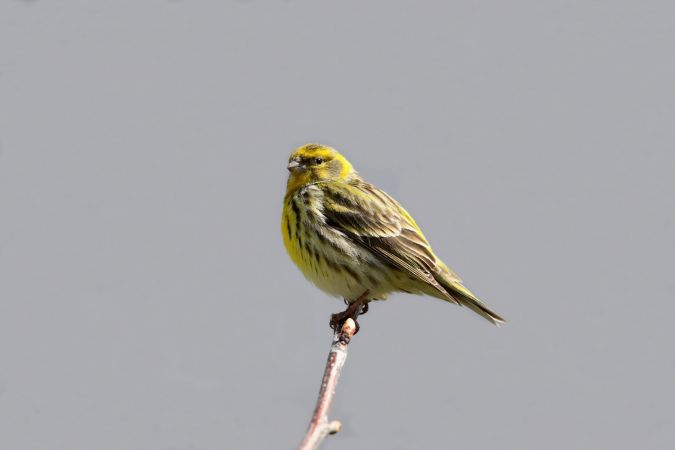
286, 143, 355, 193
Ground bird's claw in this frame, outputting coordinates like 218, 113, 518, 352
330, 292, 370, 338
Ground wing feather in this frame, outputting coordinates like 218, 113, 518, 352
321, 180, 456, 302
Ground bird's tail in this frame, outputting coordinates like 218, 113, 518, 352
437, 277, 505, 326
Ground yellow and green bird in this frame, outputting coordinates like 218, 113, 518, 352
281, 143, 504, 327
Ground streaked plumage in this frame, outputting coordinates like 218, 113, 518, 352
281, 143, 504, 325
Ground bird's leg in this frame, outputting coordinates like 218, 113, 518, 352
330, 291, 370, 342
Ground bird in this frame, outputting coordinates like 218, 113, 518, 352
281, 143, 504, 331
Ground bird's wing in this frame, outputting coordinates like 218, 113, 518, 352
320, 180, 456, 302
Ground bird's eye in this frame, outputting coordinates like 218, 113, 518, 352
314, 158, 324, 164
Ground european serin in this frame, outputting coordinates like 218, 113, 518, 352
281, 143, 504, 329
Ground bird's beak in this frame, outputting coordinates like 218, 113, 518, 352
287, 160, 302, 172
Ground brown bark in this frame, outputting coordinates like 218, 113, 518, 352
297, 318, 357, 450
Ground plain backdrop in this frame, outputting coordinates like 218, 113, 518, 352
1, 1, 674, 450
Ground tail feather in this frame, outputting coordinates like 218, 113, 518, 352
455, 293, 505, 326
437, 278, 505, 326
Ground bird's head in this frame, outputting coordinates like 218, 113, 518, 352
286, 143, 355, 193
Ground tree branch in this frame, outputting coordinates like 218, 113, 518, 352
297, 318, 357, 450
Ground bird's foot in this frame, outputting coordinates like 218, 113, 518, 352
330, 291, 370, 343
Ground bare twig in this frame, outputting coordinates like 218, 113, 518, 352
297, 318, 357, 450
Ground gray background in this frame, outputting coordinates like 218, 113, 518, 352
1, 1, 674, 449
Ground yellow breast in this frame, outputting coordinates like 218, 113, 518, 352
281, 189, 372, 300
